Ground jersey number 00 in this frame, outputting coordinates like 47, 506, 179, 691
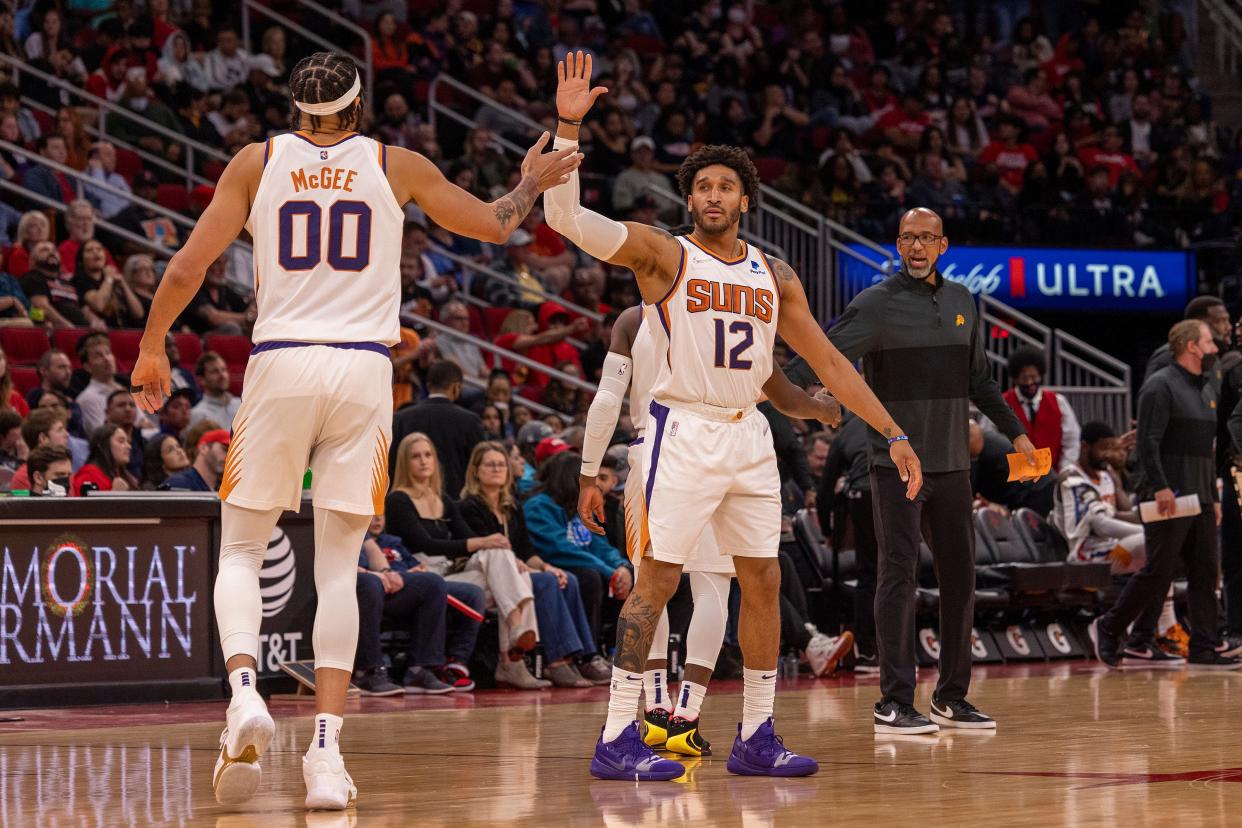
278, 200, 373, 272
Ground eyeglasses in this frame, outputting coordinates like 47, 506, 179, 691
897, 232, 943, 246
479, 462, 509, 470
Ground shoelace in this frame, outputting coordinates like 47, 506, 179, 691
750, 730, 791, 761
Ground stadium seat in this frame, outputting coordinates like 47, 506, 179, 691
173, 332, 202, 371
156, 184, 190, 213
53, 328, 94, 366
10, 366, 38, 396
113, 147, 143, 184
108, 329, 144, 372
0, 327, 51, 365
1013, 507, 1111, 591
229, 371, 245, 397
975, 509, 1065, 596
753, 157, 787, 183
205, 333, 251, 376
481, 307, 513, 338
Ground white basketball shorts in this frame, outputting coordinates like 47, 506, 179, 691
625, 441, 735, 575
220, 343, 393, 516
638, 400, 780, 566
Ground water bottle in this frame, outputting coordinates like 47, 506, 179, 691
778, 649, 800, 680
667, 633, 683, 683
529, 644, 545, 680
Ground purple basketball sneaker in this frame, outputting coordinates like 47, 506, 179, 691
725, 719, 818, 777
590, 723, 686, 781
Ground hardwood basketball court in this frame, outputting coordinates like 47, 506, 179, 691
2, 663, 1239, 826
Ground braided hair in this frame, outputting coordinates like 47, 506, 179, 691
287, 51, 363, 133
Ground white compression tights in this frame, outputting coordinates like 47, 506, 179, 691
647, 571, 731, 670
215, 502, 370, 672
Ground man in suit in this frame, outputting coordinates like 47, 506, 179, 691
389, 359, 485, 496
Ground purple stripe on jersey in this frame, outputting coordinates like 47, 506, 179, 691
644, 401, 670, 509
290, 131, 364, 148
251, 340, 390, 358
628, 437, 644, 447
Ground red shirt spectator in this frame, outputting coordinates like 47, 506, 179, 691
979, 120, 1039, 190
1006, 70, 1062, 131
1078, 127, 1141, 187
875, 96, 929, 150
492, 305, 587, 388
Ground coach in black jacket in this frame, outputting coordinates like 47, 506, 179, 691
389, 359, 485, 498
790, 208, 1038, 733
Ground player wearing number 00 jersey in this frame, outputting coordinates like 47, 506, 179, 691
128, 51, 581, 811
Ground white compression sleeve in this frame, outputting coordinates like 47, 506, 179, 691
544, 136, 629, 260
311, 508, 371, 672
685, 572, 731, 671
581, 351, 631, 476
216, 502, 284, 664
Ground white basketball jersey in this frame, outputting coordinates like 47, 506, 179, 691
648, 236, 780, 410
245, 132, 404, 346
629, 308, 659, 437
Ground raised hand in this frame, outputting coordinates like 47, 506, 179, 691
556, 50, 608, 123
519, 131, 582, 193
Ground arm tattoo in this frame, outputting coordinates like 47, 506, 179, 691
883, 426, 892, 439
493, 177, 538, 230
613, 590, 664, 672
771, 257, 798, 283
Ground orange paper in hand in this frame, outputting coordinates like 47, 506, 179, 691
1006, 447, 1052, 481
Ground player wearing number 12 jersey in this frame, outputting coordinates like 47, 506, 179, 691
545, 51, 924, 782
129, 52, 580, 811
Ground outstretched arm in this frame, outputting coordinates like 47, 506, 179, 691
131, 141, 263, 413
388, 132, 580, 244
543, 51, 681, 304
772, 257, 922, 499
578, 305, 642, 533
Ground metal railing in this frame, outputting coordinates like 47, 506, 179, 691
241, 0, 373, 107
0, 138, 252, 259
407, 314, 599, 395
0, 178, 175, 260
1201, 0, 1242, 78
981, 295, 1131, 432
0, 53, 230, 186
427, 72, 892, 321
430, 245, 603, 323
17, 94, 217, 190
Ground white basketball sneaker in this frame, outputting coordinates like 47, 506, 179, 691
213, 693, 276, 805
304, 747, 357, 810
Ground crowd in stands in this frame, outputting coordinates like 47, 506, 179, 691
2, 0, 1241, 687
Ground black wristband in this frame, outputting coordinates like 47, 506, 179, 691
557, 115, 583, 126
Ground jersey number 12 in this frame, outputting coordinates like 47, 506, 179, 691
278, 200, 372, 271
713, 318, 753, 370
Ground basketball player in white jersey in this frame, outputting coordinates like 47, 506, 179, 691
545, 52, 921, 781
129, 52, 580, 810
578, 303, 853, 758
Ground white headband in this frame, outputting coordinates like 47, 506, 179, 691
294, 71, 361, 116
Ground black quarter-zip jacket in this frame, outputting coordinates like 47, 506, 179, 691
1137, 363, 1219, 503
788, 270, 1026, 473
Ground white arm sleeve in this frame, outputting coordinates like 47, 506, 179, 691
544, 136, 630, 261
581, 351, 632, 477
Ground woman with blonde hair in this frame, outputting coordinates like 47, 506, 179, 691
6, 211, 50, 277
385, 432, 550, 690
460, 441, 610, 687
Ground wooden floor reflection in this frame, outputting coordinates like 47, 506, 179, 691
3, 664, 1242, 826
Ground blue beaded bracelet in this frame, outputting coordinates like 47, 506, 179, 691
888, 434, 909, 445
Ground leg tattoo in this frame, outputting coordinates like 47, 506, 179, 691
614, 592, 664, 673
